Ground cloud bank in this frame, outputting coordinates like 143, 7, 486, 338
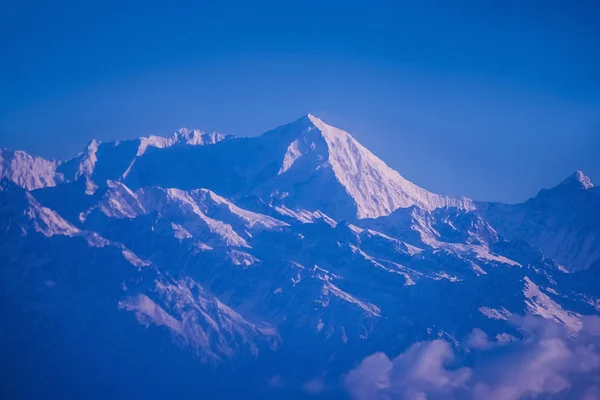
345, 315, 600, 400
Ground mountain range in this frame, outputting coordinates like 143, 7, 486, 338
1, 114, 599, 399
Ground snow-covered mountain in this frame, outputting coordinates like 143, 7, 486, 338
477, 170, 600, 272
1, 115, 598, 399
0, 148, 61, 190
120, 114, 474, 219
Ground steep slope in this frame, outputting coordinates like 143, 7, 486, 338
2, 115, 600, 397
305, 114, 473, 217
125, 114, 473, 219
0, 179, 279, 397
80, 181, 289, 248
38, 173, 594, 340
1, 115, 473, 219
0, 148, 61, 190
33, 172, 590, 354
477, 171, 600, 272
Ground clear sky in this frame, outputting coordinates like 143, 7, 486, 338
1, 0, 598, 203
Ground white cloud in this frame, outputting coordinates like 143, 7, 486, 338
345, 352, 392, 400
345, 315, 600, 400
464, 328, 493, 350
303, 378, 326, 395
346, 340, 470, 400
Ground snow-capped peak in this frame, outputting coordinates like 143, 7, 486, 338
560, 170, 594, 190
0, 148, 61, 190
138, 129, 229, 156
76, 139, 100, 178
301, 114, 474, 218
174, 127, 229, 145
0, 179, 79, 237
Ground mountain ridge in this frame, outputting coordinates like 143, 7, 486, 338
2, 114, 596, 273
476, 169, 600, 272
0, 114, 590, 213
1, 115, 476, 219
1, 114, 599, 397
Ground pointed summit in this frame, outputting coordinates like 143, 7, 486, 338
0, 148, 60, 190
74, 114, 475, 219
268, 113, 475, 218
560, 170, 594, 190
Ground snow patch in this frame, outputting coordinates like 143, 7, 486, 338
321, 282, 381, 317
274, 205, 337, 227
479, 307, 512, 321
523, 277, 582, 332
278, 139, 303, 175
121, 249, 150, 268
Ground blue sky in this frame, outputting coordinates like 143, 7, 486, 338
1, 0, 598, 203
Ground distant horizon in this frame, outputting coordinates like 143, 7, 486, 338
1, 112, 594, 206
2, 1, 598, 204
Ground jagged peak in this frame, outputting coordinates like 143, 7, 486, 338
86, 139, 101, 151
0, 146, 54, 162
175, 127, 199, 136
285, 114, 475, 218
173, 127, 206, 143
0, 183, 81, 238
174, 127, 229, 141
136, 128, 230, 156
560, 170, 594, 190
0, 148, 60, 190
